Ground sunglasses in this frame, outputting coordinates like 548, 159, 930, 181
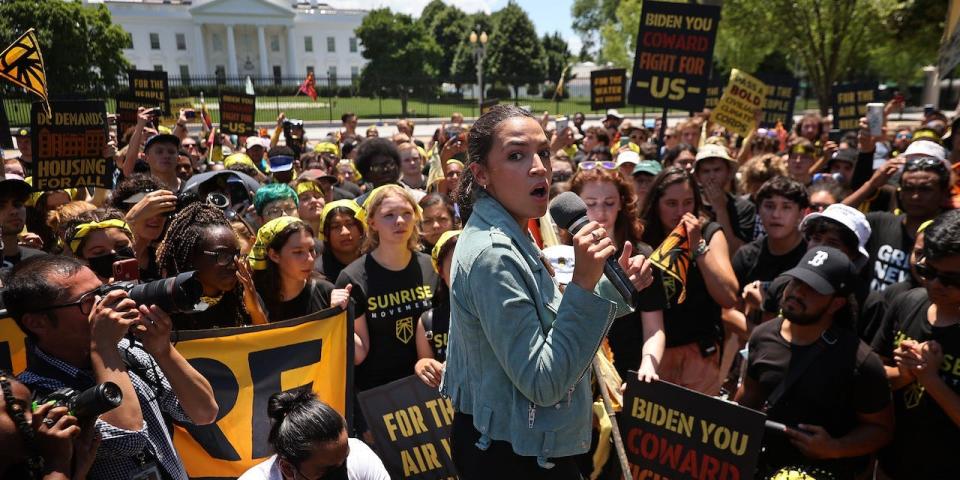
811, 173, 844, 184
579, 161, 617, 171
202, 248, 242, 267
915, 262, 960, 288
904, 156, 946, 172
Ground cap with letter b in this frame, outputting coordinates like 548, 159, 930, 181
782, 246, 856, 296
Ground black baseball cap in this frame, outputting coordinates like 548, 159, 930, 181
0, 173, 32, 201
782, 246, 855, 295
827, 148, 857, 167
144, 133, 181, 152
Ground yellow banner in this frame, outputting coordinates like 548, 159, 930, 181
0, 29, 49, 106
0, 308, 352, 479
163, 97, 197, 126
712, 68, 767, 137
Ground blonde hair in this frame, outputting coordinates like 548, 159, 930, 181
739, 153, 787, 196
361, 185, 422, 253
48, 201, 97, 246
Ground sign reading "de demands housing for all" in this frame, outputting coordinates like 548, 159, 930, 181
30, 100, 112, 191
628, 0, 721, 111
619, 376, 766, 480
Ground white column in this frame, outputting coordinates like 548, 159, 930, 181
193, 24, 207, 75
257, 26, 269, 78
226, 24, 239, 77
286, 26, 298, 78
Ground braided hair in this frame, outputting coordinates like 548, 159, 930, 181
1, 371, 41, 478
156, 202, 232, 276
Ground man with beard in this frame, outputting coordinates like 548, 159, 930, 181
870, 209, 960, 479
0, 174, 43, 268
736, 246, 893, 479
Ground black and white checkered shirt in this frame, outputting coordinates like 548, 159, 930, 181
19, 339, 192, 480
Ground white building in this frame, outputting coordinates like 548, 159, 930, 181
88, 0, 367, 82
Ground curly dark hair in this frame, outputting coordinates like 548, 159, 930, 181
62, 208, 129, 259
111, 174, 164, 213
570, 168, 643, 246
156, 202, 233, 276
354, 137, 400, 178
756, 176, 810, 209
923, 209, 960, 262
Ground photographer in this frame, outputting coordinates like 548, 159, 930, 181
4, 256, 218, 479
0, 371, 100, 479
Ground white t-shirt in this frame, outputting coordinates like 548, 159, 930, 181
238, 438, 390, 480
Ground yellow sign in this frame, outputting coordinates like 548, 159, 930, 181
0, 29, 48, 107
712, 68, 767, 137
0, 316, 26, 374
163, 97, 197, 126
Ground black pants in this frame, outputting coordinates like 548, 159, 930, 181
451, 412, 583, 480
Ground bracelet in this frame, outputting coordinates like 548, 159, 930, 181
693, 239, 709, 258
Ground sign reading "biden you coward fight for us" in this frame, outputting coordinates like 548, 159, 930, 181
619, 376, 766, 480
30, 100, 112, 191
628, 0, 721, 111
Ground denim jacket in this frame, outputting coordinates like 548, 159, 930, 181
441, 192, 631, 467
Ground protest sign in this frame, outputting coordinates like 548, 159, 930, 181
219, 92, 256, 136
831, 82, 879, 131
0, 99, 12, 149
128, 69, 170, 114
359, 375, 457, 480
619, 377, 766, 480
704, 80, 724, 110
628, 0, 721, 111
481, 98, 499, 115
591, 68, 627, 111
115, 93, 140, 138
0, 307, 353, 479
162, 97, 197, 127
30, 100, 111, 191
757, 74, 799, 129
712, 69, 767, 137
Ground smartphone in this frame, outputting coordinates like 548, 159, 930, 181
827, 129, 843, 143
146, 107, 163, 117
112, 258, 140, 282
184, 110, 197, 120
866, 103, 884, 136
619, 137, 630, 148
556, 116, 568, 132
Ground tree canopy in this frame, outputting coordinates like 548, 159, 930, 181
485, 2, 546, 98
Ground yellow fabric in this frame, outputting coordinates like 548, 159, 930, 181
918, 219, 934, 234
224, 153, 257, 170
23, 176, 77, 207
338, 159, 362, 182
912, 128, 942, 144
314, 142, 340, 157
319, 199, 362, 240
249, 216, 303, 270
445, 159, 464, 168
68, 219, 131, 254
295, 181, 322, 196
591, 401, 612, 480
431, 230, 461, 273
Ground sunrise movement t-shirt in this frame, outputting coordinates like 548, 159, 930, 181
336, 252, 439, 392
869, 288, 960, 479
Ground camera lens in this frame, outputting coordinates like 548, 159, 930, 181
206, 192, 230, 209
127, 271, 204, 314
70, 382, 122, 420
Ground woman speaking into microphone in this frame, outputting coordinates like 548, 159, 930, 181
443, 105, 653, 478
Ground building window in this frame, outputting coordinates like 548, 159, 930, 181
328, 66, 337, 86
149, 33, 160, 50
304, 36, 313, 52
327, 37, 335, 53
349, 37, 357, 53
179, 65, 191, 85
215, 65, 226, 84
351, 66, 359, 80
176, 33, 186, 50
153, 65, 163, 72
126, 33, 134, 49
270, 35, 280, 52
273, 66, 282, 85
212, 33, 223, 52
306, 66, 314, 75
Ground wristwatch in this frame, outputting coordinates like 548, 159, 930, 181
693, 239, 709, 258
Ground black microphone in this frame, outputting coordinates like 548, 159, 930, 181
549, 191, 636, 302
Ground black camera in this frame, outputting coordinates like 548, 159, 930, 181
35, 382, 122, 422
99, 271, 205, 314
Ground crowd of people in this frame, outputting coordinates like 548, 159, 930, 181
0, 94, 958, 480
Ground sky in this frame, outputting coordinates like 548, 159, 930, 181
332, 0, 583, 55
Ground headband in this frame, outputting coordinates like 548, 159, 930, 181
69, 219, 132, 254
445, 159, 464, 168
295, 181, 323, 196
248, 216, 304, 270
319, 199, 362, 239
790, 144, 815, 155
431, 229, 461, 273
314, 142, 341, 157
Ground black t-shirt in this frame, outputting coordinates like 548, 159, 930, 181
703, 192, 756, 244
314, 247, 349, 284
732, 236, 807, 288
607, 242, 668, 381
647, 222, 724, 348
420, 300, 450, 362
747, 318, 890, 478
864, 212, 914, 292
869, 288, 960, 479
336, 252, 438, 391
267, 278, 335, 323
171, 289, 250, 331
1, 246, 44, 268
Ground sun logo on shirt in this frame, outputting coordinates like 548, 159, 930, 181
396, 317, 414, 344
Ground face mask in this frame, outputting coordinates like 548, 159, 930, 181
87, 246, 135, 279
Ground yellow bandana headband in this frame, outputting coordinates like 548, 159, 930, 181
315, 142, 340, 157
224, 153, 257, 170
248, 216, 303, 270
431, 229, 461, 273
295, 181, 323, 196
69, 219, 132, 254
791, 144, 815, 155
917, 219, 934, 235
319, 199, 362, 239
445, 159, 464, 168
